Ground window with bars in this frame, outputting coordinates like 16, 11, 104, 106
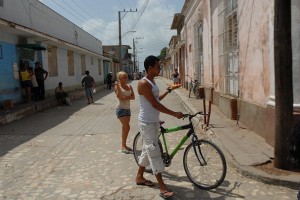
218, 0, 239, 96
194, 22, 204, 85
47, 45, 58, 77
67, 50, 74, 76
81, 54, 86, 75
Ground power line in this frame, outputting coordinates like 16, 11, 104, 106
59, 0, 105, 35
129, 0, 149, 31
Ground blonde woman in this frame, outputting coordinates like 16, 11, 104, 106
115, 71, 135, 153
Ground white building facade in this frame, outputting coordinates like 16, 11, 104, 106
0, 0, 108, 104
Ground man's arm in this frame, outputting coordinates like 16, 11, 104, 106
92, 78, 96, 88
43, 69, 48, 80
138, 80, 183, 118
81, 77, 85, 87
159, 84, 181, 101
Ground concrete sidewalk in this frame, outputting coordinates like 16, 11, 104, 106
161, 77, 300, 190
0, 85, 106, 125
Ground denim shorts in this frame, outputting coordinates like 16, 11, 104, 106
85, 87, 93, 97
116, 108, 131, 118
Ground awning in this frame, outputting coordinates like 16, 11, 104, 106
17, 44, 46, 50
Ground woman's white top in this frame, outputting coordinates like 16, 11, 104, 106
138, 77, 160, 123
116, 84, 131, 109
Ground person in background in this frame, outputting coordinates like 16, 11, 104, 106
114, 71, 135, 154
135, 55, 184, 199
81, 70, 95, 104
171, 68, 180, 85
34, 61, 48, 100
55, 82, 68, 105
20, 65, 32, 103
106, 72, 113, 90
27, 67, 39, 102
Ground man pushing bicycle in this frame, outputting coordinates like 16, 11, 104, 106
135, 55, 183, 199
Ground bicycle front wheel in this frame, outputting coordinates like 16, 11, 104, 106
132, 132, 163, 173
183, 139, 227, 190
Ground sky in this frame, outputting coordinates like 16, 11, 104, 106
39, 0, 185, 67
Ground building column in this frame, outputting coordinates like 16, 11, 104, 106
268, 0, 300, 109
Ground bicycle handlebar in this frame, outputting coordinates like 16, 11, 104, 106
183, 111, 205, 121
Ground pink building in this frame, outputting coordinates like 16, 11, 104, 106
169, 0, 300, 147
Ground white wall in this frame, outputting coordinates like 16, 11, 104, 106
292, 0, 300, 106
0, 0, 102, 54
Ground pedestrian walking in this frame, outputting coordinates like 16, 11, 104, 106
135, 55, 183, 199
34, 61, 48, 100
81, 70, 96, 104
171, 68, 180, 85
114, 71, 135, 153
106, 72, 113, 90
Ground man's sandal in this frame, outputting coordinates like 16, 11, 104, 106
136, 179, 155, 187
159, 191, 175, 199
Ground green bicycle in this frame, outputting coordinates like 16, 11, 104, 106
133, 112, 227, 190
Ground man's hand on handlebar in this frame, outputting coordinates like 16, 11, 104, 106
182, 112, 205, 119
173, 112, 184, 119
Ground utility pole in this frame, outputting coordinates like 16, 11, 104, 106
133, 38, 136, 72
132, 37, 143, 72
118, 9, 137, 70
274, 0, 293, 169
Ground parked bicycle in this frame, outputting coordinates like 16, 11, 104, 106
133, 112, 227, 190
188, 77, 201, 99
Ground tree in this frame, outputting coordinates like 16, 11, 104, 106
158, 47, 168, 59
274, 0, 293, 169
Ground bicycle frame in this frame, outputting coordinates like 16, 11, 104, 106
159, 121, 196, 159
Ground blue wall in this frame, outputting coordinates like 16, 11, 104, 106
0, 42, 22, 104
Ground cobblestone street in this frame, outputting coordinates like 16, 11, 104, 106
0, 79, 298, 199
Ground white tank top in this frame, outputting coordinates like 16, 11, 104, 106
116, 84, 131, 109
138, 77, 160, 122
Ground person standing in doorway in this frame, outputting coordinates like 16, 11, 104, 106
27, 67, 39, 102
114, 71, 135, 153
81, 70, 96, 104
106, 72, 113, 90
20, 65, 32, 103
135, 55, 184, 199
34, 61, 48, 100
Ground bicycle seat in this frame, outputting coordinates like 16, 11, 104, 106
159, 121, 165, 125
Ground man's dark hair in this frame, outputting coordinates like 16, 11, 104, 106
144, 55, 160, 72
85, 70, 90, 75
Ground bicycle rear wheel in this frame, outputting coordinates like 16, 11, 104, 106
183, 139, 227, 190
194, 85, 200, 99
188, 83, 193, 98
132, 132, 163, 173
